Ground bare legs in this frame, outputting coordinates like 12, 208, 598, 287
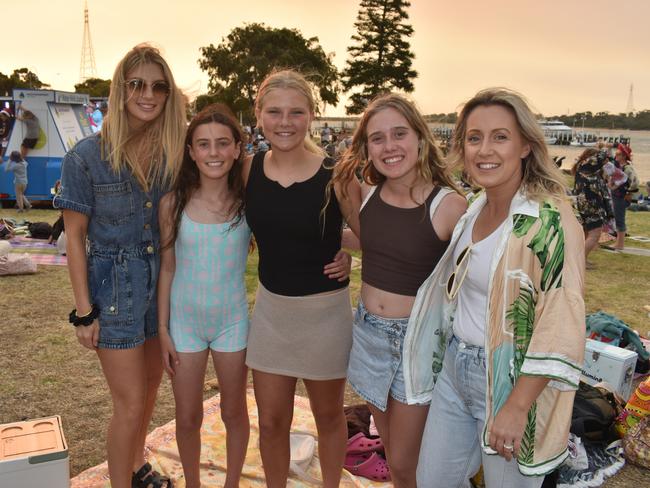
212, 350, 249, 488
172, 349, 249, 488
253, 371, 296, 487
584, 226, 602, 266
253, 370, 347, 488
304, 378, 347, 488
171, 351, 208, 488
14, 183, 30, 211
97, 337, 164, 488
368, 398, 429, 488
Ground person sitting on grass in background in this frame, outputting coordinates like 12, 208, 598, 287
157, 104, 251, 488
4, 150, 31, 212
331, 93, 467, 487
54, 43, 186, 488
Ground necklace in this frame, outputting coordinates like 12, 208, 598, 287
195, 197, 232, 218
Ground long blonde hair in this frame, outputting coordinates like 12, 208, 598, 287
450, 87, 567, 202
333, 92, 459, 201
254, 69, 324, 156
101, 43, 186, 190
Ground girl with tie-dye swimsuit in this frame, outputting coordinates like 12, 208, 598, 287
157, 104, 251, 488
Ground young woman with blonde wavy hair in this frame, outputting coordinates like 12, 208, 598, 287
332, 92, 467, 487
55, 43, 186, 488
242, 69, 359, 488
403, 88, 585, 487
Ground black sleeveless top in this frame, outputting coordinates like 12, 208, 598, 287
360, 184, 449, 296
245, 151, 348, 296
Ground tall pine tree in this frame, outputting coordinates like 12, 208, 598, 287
342, 0, 417, 114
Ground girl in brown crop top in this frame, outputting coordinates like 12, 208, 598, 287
332, 93, 467, 486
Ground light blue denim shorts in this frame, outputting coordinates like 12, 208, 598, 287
88, 245, 159, 350
347, 300, 426, 411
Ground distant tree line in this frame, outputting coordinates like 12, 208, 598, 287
548, 111, 650, 131
425, 113, 458, 124
0, 68, 50, 94
18, 0, 650, 131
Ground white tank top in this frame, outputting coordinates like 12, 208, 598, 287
452, 213, 506, 347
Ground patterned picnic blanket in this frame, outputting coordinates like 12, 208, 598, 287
9, 236, 56, 249
7, 236, 67, 265
71, 389, 390, 487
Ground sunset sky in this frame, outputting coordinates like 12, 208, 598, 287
2, 0, 648, 116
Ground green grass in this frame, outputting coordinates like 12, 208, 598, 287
0, 207, 648, 486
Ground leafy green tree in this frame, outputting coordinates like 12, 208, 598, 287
74, 78, 111, 97
341, 0, 417, 114
0, 68, 50, 94
198, 23, 340, 123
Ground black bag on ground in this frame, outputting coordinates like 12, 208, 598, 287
27, 222, 52, 240
571, 382, 619, 443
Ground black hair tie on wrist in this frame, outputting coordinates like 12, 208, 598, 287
69, 304, 100, 327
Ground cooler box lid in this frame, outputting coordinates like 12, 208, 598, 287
0, 416, 67, 463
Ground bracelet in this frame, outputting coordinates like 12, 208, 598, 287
69, 304, 100, 327
77, 307, 94, 318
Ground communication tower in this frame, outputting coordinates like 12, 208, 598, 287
79, 0, 97, 83
625, 84, 636, 114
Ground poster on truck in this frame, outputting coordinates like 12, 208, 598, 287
48, 103, 94, 151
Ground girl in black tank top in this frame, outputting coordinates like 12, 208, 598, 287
243, 70, 361, 488
331, 93, 467, 485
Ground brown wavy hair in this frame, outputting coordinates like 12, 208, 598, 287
162, 104, 246, 249
332, 92, 459, 202
571, 148, 599, 176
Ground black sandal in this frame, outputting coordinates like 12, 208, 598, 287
132, 462, 173, 488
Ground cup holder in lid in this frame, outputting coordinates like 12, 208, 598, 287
32, 422, 55, 431
1, 426, 23, 435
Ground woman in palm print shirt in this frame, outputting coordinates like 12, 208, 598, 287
402, 88, 586, 487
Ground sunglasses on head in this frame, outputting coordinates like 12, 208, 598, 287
446, 243, 472, 301
124, 78, 170, 98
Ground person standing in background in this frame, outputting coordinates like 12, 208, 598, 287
0, 109, 13, 157
17, 109, 40, 159
4, 150, 31, 212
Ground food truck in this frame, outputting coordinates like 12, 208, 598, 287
0, 89, 93, 205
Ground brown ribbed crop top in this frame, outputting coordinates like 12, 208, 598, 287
360, 184, 450, 296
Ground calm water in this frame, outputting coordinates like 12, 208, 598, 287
548, 128, 650, 184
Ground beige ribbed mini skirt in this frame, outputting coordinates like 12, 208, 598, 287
246, 282, 353, 380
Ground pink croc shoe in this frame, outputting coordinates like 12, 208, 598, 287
346, 432, 384, 454
344, 452, 391, 482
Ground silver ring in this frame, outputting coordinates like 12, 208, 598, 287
503, 443, 514, 451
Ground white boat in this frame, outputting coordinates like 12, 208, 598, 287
538, 119, 572, 145
570, 132, 598, 147
570, 139, 598, 147
544, 135, 558, 145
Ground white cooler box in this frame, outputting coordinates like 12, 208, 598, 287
0, 415, 69, 488
581, 339, 638, 400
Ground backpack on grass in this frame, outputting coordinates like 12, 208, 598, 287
571, 382, 621, 443
27, 222, 52, 240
